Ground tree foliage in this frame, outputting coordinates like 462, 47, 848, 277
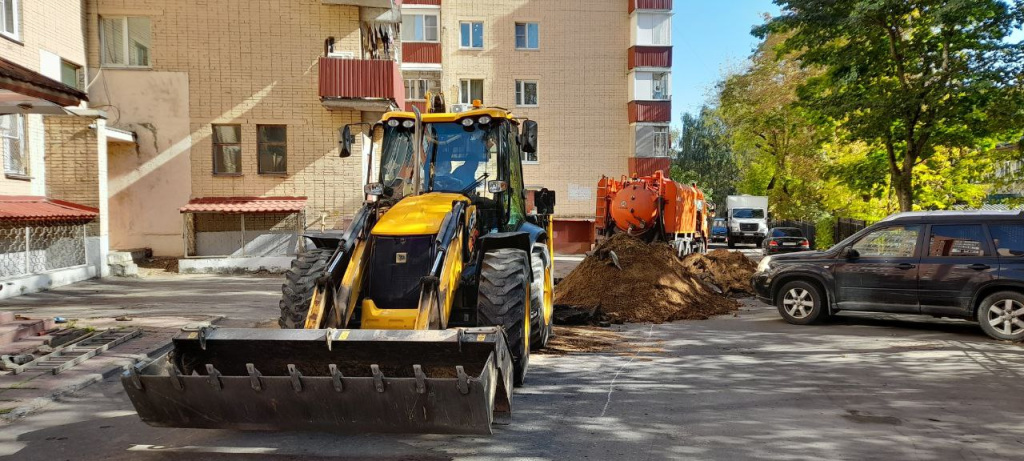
671, 107, 738, 212
756, 0, 1024, 211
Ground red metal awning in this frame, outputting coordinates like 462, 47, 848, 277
0, 196, 98, 223
0, 58, 88, 112
179, 197, 308, 214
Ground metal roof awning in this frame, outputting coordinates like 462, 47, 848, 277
0, 196, 99, 223
179, 197, 308, 214
0, 58, 88, 115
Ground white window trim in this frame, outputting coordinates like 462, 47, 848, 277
522, 153, 539, 165
1, 114, 26, 177
405, 78, 433, 101
402, 12, 440, 43
635, 12, 672, 47
459, 79, 483, 105
0, 0, 19, 41
514, 80, 539, 107
459, 21, 484, 50
514, 22, 539, 50
100, 16, 152, 68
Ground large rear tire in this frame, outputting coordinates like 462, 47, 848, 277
529, 244, 552, 350
279, 248, 333, 329
477, 248, 531, 387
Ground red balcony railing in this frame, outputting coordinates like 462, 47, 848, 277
628, 100, 671, 123
629, 0, 672, 13
628, 46, 672, 69
402, 42, 442, 64
318, 57, 404, 107
405, 101, 426, 113
628, 157, 672, 177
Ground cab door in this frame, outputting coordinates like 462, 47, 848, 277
917, 224, 999, 317
832, 224, 922, 313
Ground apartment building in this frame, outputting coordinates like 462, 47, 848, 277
0, 0, 122, 297
400, 0, 673, 251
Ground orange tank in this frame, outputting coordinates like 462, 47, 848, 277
596, 171, 710, 254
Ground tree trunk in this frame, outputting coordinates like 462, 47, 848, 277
892, 170, 913, 212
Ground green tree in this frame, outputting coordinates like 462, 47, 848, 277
756, 0, 1024, 211
671, 107, 738, 212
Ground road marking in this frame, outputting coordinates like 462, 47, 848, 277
599, 324, 655, 417
128, 445, 278, 454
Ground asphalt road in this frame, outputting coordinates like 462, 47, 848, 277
2, 296, 1022, 460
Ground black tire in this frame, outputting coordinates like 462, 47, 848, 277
776, 280, 828, 325
754, 240, 762, 249
477, 248, 531, 387
279, 248, 333, 329
977, 291, 1024, 342
529, 244, 552, 350
727, 238, 735, 249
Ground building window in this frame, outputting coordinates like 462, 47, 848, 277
636, 13, 670, 46
652, 72, 669, 100
515, 80, 538, 107
1, 115, 26, 177
635, 71, 670, 101
460, 21, 483, 49
515, 23, 538, 50
100, 16, 152, 67
257, 125, 287, 174
405, 79, 439, 101
653, 126, 670, 157
60, 60, 83, 90
459, 79, 483, 104
0, 0, 19, 40
212, 125, 241, 175
401, 13, 438, 42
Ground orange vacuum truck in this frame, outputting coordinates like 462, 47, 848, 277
596, 170, 712, 256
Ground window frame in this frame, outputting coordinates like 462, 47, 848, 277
405, 78, 439, 101
401, 12, 439, 43
99, 16, 152, 68
459, 21, 484, 49
514, 80, 539, 107
256, 124, 288, 175
459, 79, 484, 105
850, 224, 922, 259
636, 13, 671, 46
653, 126, 670, 157
1, 114, 27, 178
514, 22, 539, 50
0, 0, 19, 41
211, 124, 242, 176
60, 60, 84, 90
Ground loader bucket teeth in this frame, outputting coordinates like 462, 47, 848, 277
121, 327, 513, 435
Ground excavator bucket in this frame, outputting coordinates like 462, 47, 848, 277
121, 327, 513, 435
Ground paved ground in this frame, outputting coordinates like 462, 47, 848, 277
0, 270, 1021, 460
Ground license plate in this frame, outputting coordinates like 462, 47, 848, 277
783, 242, 797, 246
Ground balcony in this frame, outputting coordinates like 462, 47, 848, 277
628, 46, 672, 69
628, 100, 671, 123
321, 0, 400, 7
402, 42, 442, 64
629, 0, 672, 13
318, 57, 405, 111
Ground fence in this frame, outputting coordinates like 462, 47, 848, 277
0, 221, 88, 280
833, 218, 868, 244
769, 220, 818, 248
183, 212, 304, 258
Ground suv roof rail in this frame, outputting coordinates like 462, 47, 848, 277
881, 210, 1024, 222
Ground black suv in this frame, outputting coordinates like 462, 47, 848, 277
752, 211, 1024, 341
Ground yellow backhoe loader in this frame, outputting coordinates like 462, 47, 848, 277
121, 98, 557, 435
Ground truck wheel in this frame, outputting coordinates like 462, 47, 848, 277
529, 244, 552, 350
977, 291, 1024, 342
477, 248, 531, 387
279, 247, 333, 329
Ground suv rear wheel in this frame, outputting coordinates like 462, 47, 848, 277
977, 291, 1024, 342
776, 280, 828, 325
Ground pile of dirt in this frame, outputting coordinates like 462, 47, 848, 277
553, 234, 739, 324
679, 249, 758, 296
538, 326, 666, 355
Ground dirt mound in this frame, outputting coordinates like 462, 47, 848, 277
553, 234, 739, 324
679, 249, 758, 296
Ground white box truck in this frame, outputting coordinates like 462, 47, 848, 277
726, 195, 769, 248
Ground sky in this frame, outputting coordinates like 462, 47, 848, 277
670, 0, 781, 128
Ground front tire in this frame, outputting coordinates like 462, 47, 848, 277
529, 244, 552, 350
776, 280, 828, 325
977, 291, 1024, 342
477, 248, 531, 387
279, 248, 333, 329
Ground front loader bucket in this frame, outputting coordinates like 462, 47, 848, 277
121, 327, 513, 435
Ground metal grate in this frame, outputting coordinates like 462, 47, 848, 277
0, 221, 87, 279
184, 211, 305, 258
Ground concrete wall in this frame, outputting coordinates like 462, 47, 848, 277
91, 71, 192, 256
86, 0, 370, 239
437, 0, 631, 219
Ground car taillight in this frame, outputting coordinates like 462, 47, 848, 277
800, 239, 809, 247
769, 240, 779, 246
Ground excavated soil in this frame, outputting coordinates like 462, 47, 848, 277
539, 326, 667, 355
553, 234, 740, 324
679, 249, 759, 296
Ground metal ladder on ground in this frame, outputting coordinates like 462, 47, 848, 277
11, 329, 142, 375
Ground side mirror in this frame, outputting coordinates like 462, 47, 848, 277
840, 247, 860, 260
339, 125, 355, 158
534, 188, 556, 215
520, 120, 538, 154
487, 180, 508, 194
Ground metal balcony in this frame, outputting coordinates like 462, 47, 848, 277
318, 57, 405, 111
